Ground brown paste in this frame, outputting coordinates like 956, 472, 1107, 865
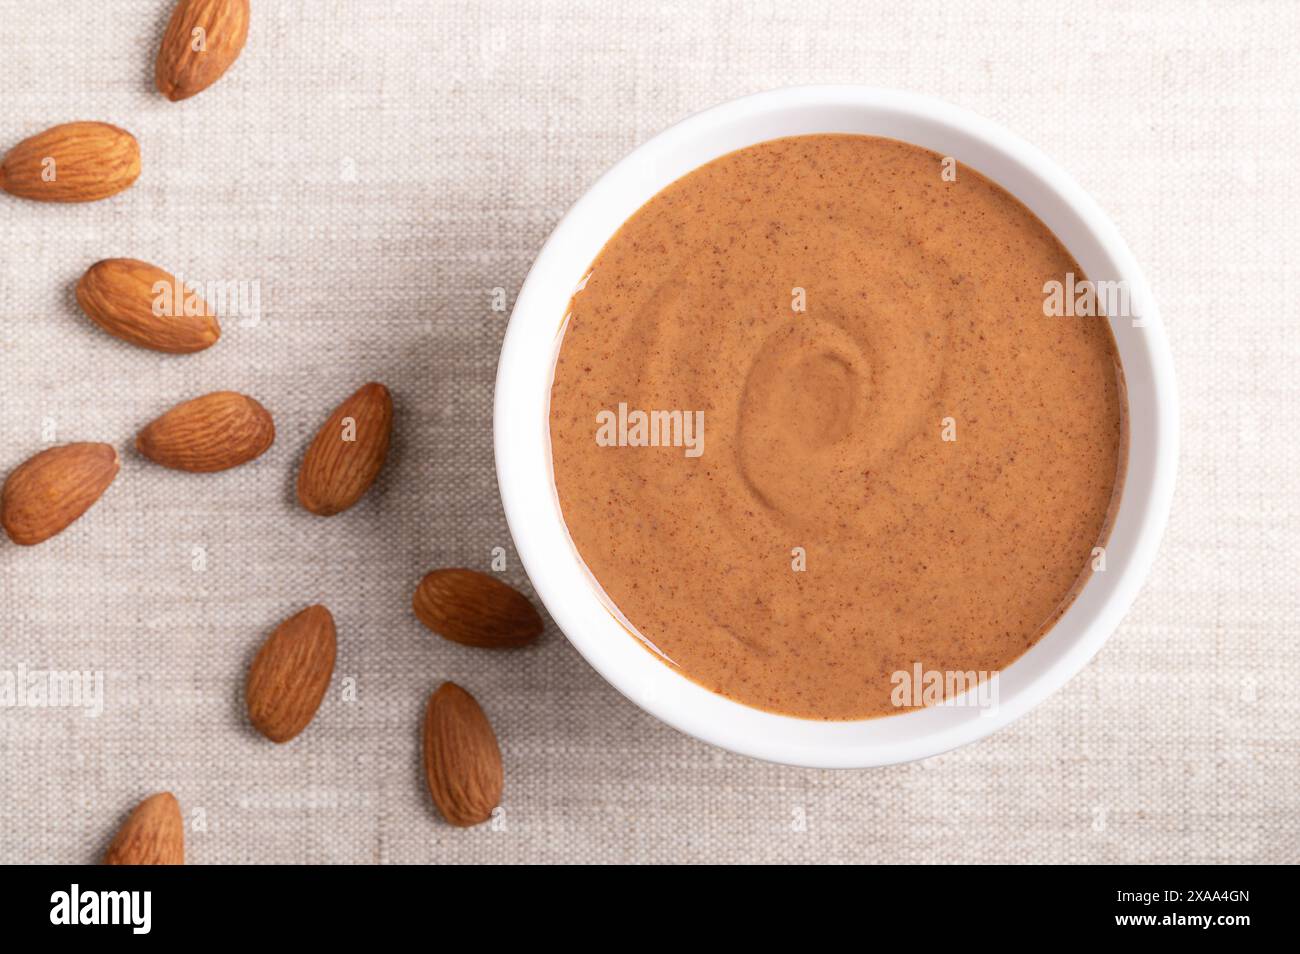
548, 135, 1127, 720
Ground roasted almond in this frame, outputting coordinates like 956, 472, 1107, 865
155, 0, 251, 102
423, 682, 503, 827
103, 792, 185, 865
0, 121, 140, 202
76, 258, 221, 354
1, 443, 120, 546
412, 568, 543, 649
246, 604, 337, 743
137, 391, 274, 472
296, 382, 392, 516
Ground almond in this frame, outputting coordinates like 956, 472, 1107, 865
412, 568, 543, 649
0, 121, 140, 202
296, 382, 393, 516
155, 0, 251, 102
246, 604, 336, 743
103, 792, 185, 865
76, 258, 221, 354
1, 443, 120, 546
137, 391, 274, 472
423, 683, 503, 827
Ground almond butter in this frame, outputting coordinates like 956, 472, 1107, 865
155, 0, 251, 102
423, 682, 503, 827
412, 568, 543, 649
0, 121, 140, 202
296, 382, 393, 516
137, 391, 274, 472
1, 443, 120, 546
103, 792, 185, 865
76, 258, 220, 354
246, 604, 337, 743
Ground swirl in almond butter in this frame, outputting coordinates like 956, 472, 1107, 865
549, 135, 1127, 720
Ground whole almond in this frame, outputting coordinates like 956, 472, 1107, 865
412, 568, 543, 649
76, 258, 221, 354
155, 0, 251, 102
1, 443, 120, 546
0, 121, 140, 202
246, 604, 337, 743
103, 792, 185, 865
423, 683, 503, 827
137, 391, 275, 472
296, 382, 393, 516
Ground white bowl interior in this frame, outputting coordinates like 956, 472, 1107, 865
495, 87, 1177, 767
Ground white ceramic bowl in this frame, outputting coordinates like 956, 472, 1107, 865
494, 86, 1178, 768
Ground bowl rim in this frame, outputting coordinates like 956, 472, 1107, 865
494, 85, 1178, 768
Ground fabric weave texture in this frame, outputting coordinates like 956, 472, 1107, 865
0, 0, 1295, 864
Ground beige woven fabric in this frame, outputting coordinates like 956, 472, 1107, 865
1, 0, 1296, 864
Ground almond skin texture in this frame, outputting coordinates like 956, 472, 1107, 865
103, 792, 184, 865
0, 121, 140, 202
423, 683, 503, 827
296, 382, 393, 516
246, 604, 337, 743
77, 258, 220, 354
1, 443, 120, 546
156, 0, 251, 102
412, 569, 543, 649
137, 391, 274, 472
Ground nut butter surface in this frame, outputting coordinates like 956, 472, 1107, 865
549, 135, 1127, 720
